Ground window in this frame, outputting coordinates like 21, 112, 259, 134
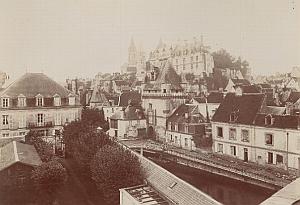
184, 138, 188, 147
2, 115, 8, 125
229, 112, 237, 122
268, 152, 273, 164
217, 143, 223, 153
18, 97, 26, 107
36, 97, 43, 106
37, 114, 44, 125
168, 122, 172, 130
175, 136, 178, 144
241, 130, 249, 142
54, 113, 62, 126
19, 114, 26, 128
185, 125, 189, 133
229, 128, 236, 140
163, 89, 167, 93
149, 103, 152, 110
230, 146, 236, 156
276, 154, 283, 164
2, 133, 9, 137
217, 127, 223, 138
265, 115, 274, 125
265, 133, 274, 145
69, 96, 75, 106
54, 96, 61, 106
2, 98, 9, 108
174, 123, 178, 131
169, 182, 177, 189
196, 56, 199, 62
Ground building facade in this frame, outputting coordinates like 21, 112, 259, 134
0, 73, 82, 140
142, 60, 188, 141
211, 92, 300, 170
148, 37, 214, 77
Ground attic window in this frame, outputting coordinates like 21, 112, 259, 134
36, 95, 44, 107
169, 182, 177, 189
229, 112, 237, 122
265, 115, 274, 125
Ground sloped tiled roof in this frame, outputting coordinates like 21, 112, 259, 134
0, 141, 41, 171
260, 106, 286, 115
193, 92, 224, 103
254, 114, 299, 129
212, 93, 266, 124
0, 73, 72, 98
167, 104, 206, 124
119, 91, 141, 107
231, 79, 251, 86
90, 88, 109, 104
139, 151, 221, 205
110, 105, 145, 120
238, 85, 260, 93
152, 61, 182, 91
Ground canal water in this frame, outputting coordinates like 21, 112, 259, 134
151, 159, 276, 205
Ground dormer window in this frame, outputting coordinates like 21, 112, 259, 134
53, 94, 61, 106
18, 94, 26, 107
2, 98, 9, 108
229, 111, 238, 122
68, 94, 76, 106
36, 94, 44, 107
265, 114, 274, 125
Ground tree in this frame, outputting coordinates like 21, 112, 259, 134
212, 49, 235, 69
63, 118, 113, 175
81, 107, 107, 129
31, 159, 67, 205
25, 130, 54, 162
90, 145, 143, 205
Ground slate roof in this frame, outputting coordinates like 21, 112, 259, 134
151, 61, 182, 91
193, 92, 224, 103
0, 73, 72, 98
118, 91, 141, 107
212, 93, 266, 124
0, 141, 42, 171
254, 114, 299, 129
260, 106, 286, 115
139, 150, 221, 205
238, 85, 260, 93
167, 104, 206, 124
231, 79, 251, 86
110, 105, 145, 120
89, 88, 109, 104
285, 91, 300, 104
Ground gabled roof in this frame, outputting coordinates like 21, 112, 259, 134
152, 61, 182, 91
285, 91, 300, 104
0, 73, 72, 98
0, 141, 42, 171
89, 88, 108, 104
119, 91, 141, 107
212, 93, 266, 124
167, 104, 206, 124
237, 85, 260, 93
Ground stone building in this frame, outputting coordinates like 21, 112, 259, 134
148, 37, 214, 77
0, 73, 82, 140
211, 91, 300, 170
142, 60, 189, 141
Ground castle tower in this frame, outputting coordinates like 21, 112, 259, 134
128, 37, 137, 67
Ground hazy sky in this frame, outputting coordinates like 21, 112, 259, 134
0, 0, 299, 81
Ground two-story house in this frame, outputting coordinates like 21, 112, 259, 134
211, 92, 300, 170
108, 102, 146, 139
166, 104, 207, 150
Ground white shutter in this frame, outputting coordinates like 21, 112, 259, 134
9, 115, 13, 129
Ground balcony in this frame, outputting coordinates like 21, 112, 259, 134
27, 121, 53, 129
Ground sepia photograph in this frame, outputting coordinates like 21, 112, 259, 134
0, 0, 299, 204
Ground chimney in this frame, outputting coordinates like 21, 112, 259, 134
235, 85, 243, 96
285, 102, 293, 115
